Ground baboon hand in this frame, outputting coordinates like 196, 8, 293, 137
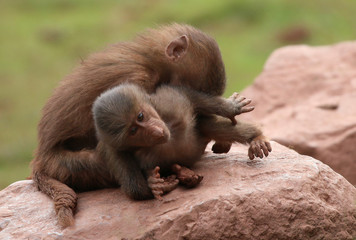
228, 92, 254, 124
171, 164, 203, 188
248, 135, 272, 160
147, 166, 179, 200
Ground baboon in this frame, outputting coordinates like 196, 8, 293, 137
31, 23, 267, 227
93, 84, 271, 200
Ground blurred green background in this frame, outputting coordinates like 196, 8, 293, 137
0, 0, 355, 189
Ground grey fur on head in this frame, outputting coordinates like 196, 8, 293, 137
92, 83, 149, 142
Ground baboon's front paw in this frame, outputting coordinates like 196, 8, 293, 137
172, 164, 203, 188
248, 135, 272, 160
226, 92, 255, 124
229, 92, 254, 116
148, 166, 179, 200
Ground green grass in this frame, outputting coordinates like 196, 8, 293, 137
1, 0, 355, 189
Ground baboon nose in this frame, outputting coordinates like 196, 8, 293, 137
152, 126, 169, 144
152, 126, 164, 138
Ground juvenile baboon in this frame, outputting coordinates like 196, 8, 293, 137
30, 23, 264, 227
93, 84, 271, 200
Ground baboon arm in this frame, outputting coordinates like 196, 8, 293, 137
197, 116, 272, 159
198, 116, 262, 144
100, 145, 154, 200
179, 87, 253, 123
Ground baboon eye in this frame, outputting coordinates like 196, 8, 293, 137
137, 112, 144, 122
130, 126, 138, 135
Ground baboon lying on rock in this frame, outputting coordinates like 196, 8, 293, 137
92, 84, 271, 200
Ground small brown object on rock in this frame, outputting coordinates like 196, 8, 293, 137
212, 141, 232, 154
172, 164, 203, 188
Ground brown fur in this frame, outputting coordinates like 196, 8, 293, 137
31, 23, 228, 227
93, 84, 271, 201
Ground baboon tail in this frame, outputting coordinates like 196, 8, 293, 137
33, 172, 77, 228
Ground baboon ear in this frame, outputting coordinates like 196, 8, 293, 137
165, 35, 189, 62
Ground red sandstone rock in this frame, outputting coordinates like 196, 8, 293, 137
0, 142, 355, 239
242, 41, 356, 185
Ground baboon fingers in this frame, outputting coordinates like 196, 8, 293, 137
240, 106, 255, 113
248, 147, 255, 160
148, 166, 164, 186
261, 142, 269, 157
152, 190, 163, 200
178, 174, 203, 187
244, 98, 252, 104
239, 98, 252, 106
249, 137, 272, 159
230, 116, 238, 125
148, 177, 164, 185
160, 179, 179, 192
150, 176, 178, 200
173, 165, 204, 188
171, 163, 182, 173
249, 141, 262, 159
252, 141, 263, 158
266, 141, 272, 152
152, 166, 160, 177
164, 174, 177, 181
150, 179, 179, 192
236, 96, 247, 103
228, 94, 254, 117
229, 92, 240, 100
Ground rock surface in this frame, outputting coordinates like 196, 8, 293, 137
242, 41, 356, 185
0, 142, 355, 240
